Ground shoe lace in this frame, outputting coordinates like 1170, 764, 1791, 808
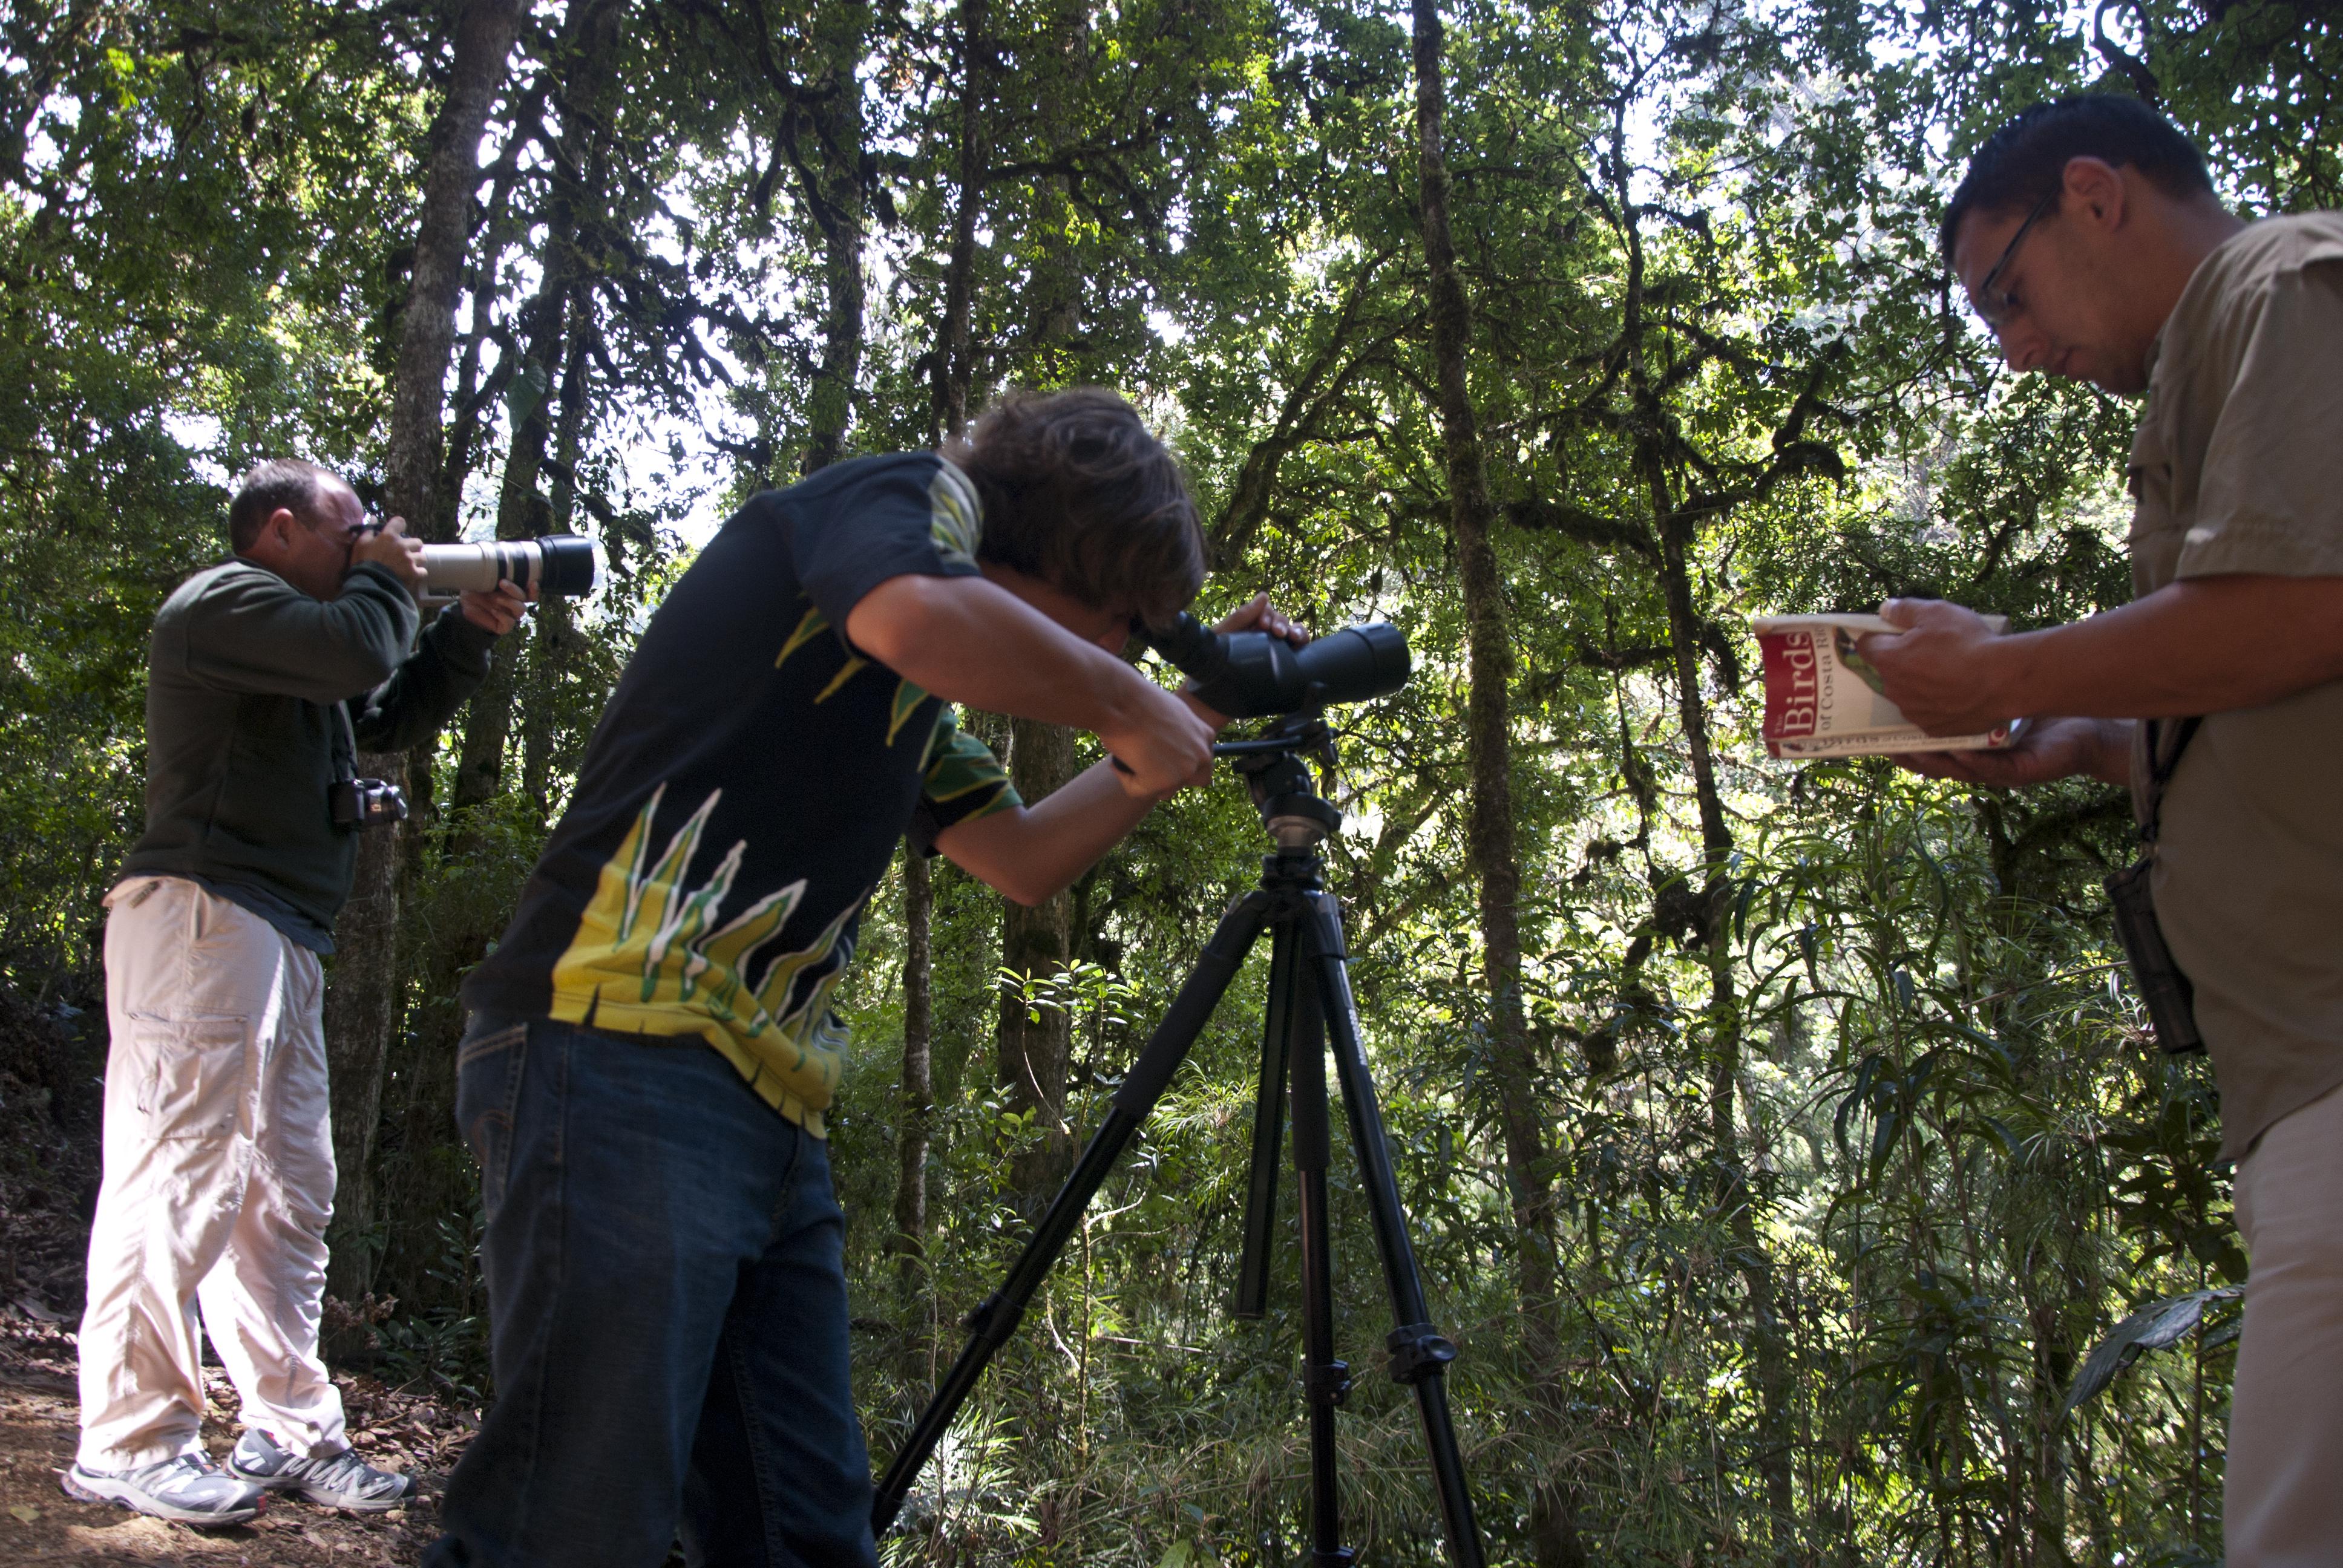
145, 1453, 227, 1495
309, 1448, 393, 1494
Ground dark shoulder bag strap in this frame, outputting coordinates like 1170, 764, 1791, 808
2139, 716, 2202, 846
2105, 715, 2204, 1053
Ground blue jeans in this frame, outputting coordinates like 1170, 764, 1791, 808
424, 1016, 879, 1568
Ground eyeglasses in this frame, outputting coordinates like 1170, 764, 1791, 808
1970, 189, 2060, 328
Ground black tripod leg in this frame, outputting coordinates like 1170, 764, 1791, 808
871, 888, 1274, 1535
1300, 892, 1488, 1568
1287, 954, 1353, 1564
1232, 920, 1300, 1320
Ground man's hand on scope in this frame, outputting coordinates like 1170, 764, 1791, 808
1099, 683, 1217, 797
350, 515, 426, 598
887, 581, 1312, 903
1103, 595, 1312, 793
1211, 592, 1308, 651
459, 580, 534, 636
1179, 593, 1312, 733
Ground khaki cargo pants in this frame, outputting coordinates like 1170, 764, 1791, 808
76, 876, 347, 1471
2227, 1078, 2343, 1566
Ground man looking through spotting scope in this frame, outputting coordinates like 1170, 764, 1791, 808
430, 388, 1303, 1568
67, 459, 529, 1524
1854, 97, 2343, 1565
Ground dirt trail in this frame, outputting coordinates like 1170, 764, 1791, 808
0, 1315, 467, 1565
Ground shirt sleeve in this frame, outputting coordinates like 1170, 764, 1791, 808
350, 604, 499, 751
178, 562, 420, 702
906, 709, 1021, 856
2180, 260, 2343, 580
788, 457, 985, 639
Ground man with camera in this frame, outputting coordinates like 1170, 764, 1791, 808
1857, 97, 2343, 1563
68, 459, 528, 1524
428, 388, 1299, 1568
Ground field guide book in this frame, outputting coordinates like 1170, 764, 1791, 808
1752, 613, 2014, 760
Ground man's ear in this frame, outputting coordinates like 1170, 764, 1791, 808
246, 506, 301, 561
2061, 155, 2129, 231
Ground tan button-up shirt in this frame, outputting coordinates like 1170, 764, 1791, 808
2128, 211, 2343, 1162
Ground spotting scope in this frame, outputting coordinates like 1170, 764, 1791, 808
1144, 613, 1410, 719
416, 536, 600, 600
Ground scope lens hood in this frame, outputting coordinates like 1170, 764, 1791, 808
1297, 622, 1409, 709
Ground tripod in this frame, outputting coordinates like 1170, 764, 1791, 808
873, 716, 1487, 1567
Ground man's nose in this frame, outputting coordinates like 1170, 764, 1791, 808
1996, 320, 2048, 374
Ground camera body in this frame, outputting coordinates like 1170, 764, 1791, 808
1144, 613, 1409, 719
330, 776, 410, 830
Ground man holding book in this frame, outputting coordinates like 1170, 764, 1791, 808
1857, 95, 2343, 1564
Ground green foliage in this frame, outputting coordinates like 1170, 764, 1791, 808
8, 0, 2338, 1561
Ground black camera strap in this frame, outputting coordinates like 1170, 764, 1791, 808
2138, 714, 2201, 848
2106, 714, 2205, 1054
332, 702, 359, 786
329, 702, 410, 830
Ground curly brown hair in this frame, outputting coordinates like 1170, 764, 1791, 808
951, 388, 1205, 626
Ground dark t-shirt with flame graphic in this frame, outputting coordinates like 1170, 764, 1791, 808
462, 454, 1017, 1134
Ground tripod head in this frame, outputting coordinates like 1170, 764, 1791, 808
1213, 711, 1342, 849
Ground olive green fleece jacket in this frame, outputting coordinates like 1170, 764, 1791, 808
118, 558, 497, 951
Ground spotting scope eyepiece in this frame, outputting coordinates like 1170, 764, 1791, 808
416, 535, 601, 600
1144, 613, 1410, 719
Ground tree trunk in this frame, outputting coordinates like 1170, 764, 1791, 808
450, 0, 623, 817
932, 0, 989, 443
1647, 459, 1797, 1544
521, 327, 592, 819
891, 0, 984, 1310
996, 717, 1078, 1206
798, 1, 869, 475
449, 273, 569, 815
1409, 5, 1581, 1562
323, 0, 526, 1303
382, 0, 528, 544
892, 849, 935, 1293
379, 0, 625, 1314
320, 756, 405, 1302
981, 0, 1096, 1212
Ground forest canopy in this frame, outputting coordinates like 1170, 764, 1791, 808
5, 0, 2338, 1561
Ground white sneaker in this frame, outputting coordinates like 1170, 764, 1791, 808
62, 1451, 266, 1526
225, 1428, 414, 1512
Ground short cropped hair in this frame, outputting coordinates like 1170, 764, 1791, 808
1942, 95, 2214, 262
953, 388, 1206, 627
228, 458, 338, 555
